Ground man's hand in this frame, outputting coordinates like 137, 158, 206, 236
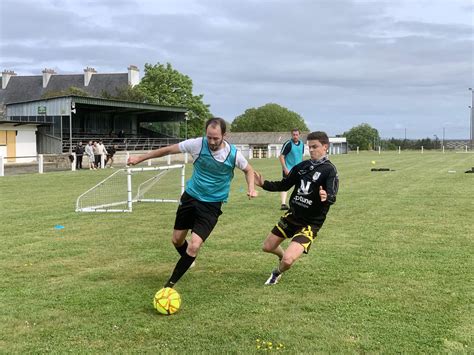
319, 186, 327, 202
283, 168, 290, 176
254, 171, 264, 187
127, 156, 141, 166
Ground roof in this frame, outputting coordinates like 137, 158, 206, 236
0, 73, 128, 105
226, 132, 347, 144
5, 95, 187, 117
226, 132, 308, 144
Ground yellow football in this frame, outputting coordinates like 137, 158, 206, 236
153, 287, 181, 315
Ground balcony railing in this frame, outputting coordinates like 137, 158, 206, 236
62, 137, 183, 153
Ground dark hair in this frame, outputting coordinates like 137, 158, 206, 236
307, 131, 329, 145
205, 117, 227, 135
291, 128, 300, 133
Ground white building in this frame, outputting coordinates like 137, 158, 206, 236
226, 132, 347, 159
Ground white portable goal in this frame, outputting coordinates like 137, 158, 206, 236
76, 164, 185, 212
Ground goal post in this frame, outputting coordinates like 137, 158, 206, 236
76, 164, 185, 213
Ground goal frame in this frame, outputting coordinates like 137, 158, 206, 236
75, 164, 185, 213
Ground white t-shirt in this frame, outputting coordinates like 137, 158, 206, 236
179, 137, 248, 171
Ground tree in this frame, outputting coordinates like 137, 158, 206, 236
41, 86, 89, 99
101, 85, 148, 102
136, 62, 212, 138
231, 103, 308, 132
343, 123, 380, 150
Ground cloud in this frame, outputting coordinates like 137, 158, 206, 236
0, 0, 472, 138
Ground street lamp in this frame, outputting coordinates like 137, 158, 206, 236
433, 134, 439, 150
469, 88, 473, 150
184, 112, 189, 140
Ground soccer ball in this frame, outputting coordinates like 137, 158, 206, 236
153, 287, 181, 315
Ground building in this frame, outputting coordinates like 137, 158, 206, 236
226, 132, 347, 159
0, 66, 187, 161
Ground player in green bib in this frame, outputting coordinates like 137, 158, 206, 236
128, 118, 258, 289
279, 129, 304, 210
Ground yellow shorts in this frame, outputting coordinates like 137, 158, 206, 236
271, 212, 319, 254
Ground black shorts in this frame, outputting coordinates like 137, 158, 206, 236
174, 191, 223, 242
271, 212, 320, 254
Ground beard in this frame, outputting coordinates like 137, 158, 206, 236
208, 139, 223, 151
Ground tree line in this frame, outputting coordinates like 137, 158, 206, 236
41, 62, 443, 148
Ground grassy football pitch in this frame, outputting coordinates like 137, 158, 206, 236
0, 151, 472, 353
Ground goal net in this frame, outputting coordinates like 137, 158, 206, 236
76, 164, 185, 212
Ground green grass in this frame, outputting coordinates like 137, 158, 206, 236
1, 151, 473, 353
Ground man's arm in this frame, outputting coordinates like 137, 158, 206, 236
279, 154, 289, 176
242, 164, 258, 198
279, 141, 291, 176
127, 144, 181, 165
322, 166, 338, 205
255, 169, 297, 192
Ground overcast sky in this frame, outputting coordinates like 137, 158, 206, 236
1, 0, 473, 138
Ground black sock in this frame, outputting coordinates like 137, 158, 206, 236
164, 252, 196, 288
175, 240, 188, 256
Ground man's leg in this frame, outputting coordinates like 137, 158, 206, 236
262, 232, 285, 260
172, 229, 189, 256
280, 191, 289, 210
164, 232, 204, 288
265, 241, 305, 285
279, 241, 305, 273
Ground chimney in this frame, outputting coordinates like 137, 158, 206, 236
42, 68, 56, 88
128, 65, 140, 87
83, 67, 97, 86
2, 70, 17, 89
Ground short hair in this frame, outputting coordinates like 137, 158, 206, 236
205, 117, 227, 135
307, 131, 329, 145
291, 128, 300, 133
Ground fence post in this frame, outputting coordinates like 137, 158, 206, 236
442, 145, 445, 154
466, 145, 468, 153
100, 155, 105, 169
421, 146, 424, 154
126, 151, 130, 166
38, 154, 44, 174
249, 148, 253, 160
72, 153, 76, 171
357, 146, 359, 154
184, 152, 188, 164
378, 146, 381, 155
0, 155, 4, 177
398, 146, 401, 154
167, 155, 171, 165
148, 151, 152, 166
258, 148, 262, 159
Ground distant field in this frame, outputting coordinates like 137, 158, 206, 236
0, 151, 472, 353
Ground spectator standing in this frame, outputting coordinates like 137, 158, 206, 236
85, 141, 96, 170
97, 140, 108, 168
93, 141, 101, 168
74, 141, 84, 169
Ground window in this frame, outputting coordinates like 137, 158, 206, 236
252, 145, 268, 158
